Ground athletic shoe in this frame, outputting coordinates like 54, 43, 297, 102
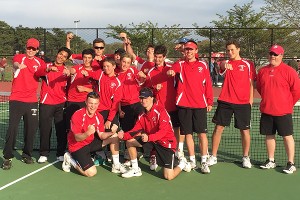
179, 157, 191, 172
200, 162, 210, 174
149, 155, 158, 171
2, 159, 12, 170
121, 167, 142, 178
123, 160, 131, 167
62, 152, 72, 172
105, 150, 112, 163
207, 155, 217, 166
111, 163, 128, 174
260, 159, 276, 169
175, 151, 184, 158
38, 156, 48, 163
94, 151, 106, 166
242, 156, 252, 169
190, 161, 198, 170
21, 157, 34, 164
283, 162, 296, 174
57, 156, 64, 162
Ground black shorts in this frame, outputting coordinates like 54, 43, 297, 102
134, 136, 178, 169
260, 113, 293, 136
71, 134, 103, 171
120, 102, 144, 132
168, 110, 180, 128
212, 100, 251, 130
100, 110, 120, 132
178, 107, 207, 134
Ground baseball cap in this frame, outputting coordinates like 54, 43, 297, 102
269, 44, 284, 55
114, 48, 126, 55
26, 38, 40, 49
178, 38, 189, 44
139, 88, 153, 99
39, 51, 44, 55
184, 41, 198, 49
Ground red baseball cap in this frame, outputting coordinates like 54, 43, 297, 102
269, 44, 284, 55
184, 41, 198, 49
26, 38, 40, 49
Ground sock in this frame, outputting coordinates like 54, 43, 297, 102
201, 155, 208, 163
70, 158, 77, 168
269, 158, 275, 162
189, 155, 196, 164
131, 158, 139, 169
178, 142, 184, 152
112, 154, 120, 165
178, 161, 186, 170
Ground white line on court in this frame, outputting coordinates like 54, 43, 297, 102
0, 160, 59, 191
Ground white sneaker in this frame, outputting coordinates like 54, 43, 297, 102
62, 152, 72, 172
38, 156, 47, 163
179, 157, 191, 172
207, 155, 217, 166
111, 163, 127, 174
283, 162, 297, 174
175, 151, 184, 158
200, 162, 210, 174
121, 167, 142, 178
190, 161, 198, 170
123, 160, 131, 167
57, 156, 64, 162
149, 155, 158, 171
242, 156, 252, 169
260, 159, 276, 169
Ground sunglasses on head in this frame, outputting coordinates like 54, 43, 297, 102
27, 47, 37, 51
94, 46, 105, 50
269, 52, 279, 57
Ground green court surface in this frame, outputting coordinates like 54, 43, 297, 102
0, 151, 299, 200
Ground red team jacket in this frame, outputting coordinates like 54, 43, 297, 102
218, 59, 256, 104
146, 63, 177, 112
171, 59, 213, 108
67, 107, 105, 153
10, 54, 46, 102
122, 104, 177, 151
256, 62, 300, 116
35, 63, 69, 105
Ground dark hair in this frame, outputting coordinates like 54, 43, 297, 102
103, 57, 116, 66
154, 45, 167, 57
226, 39, 240, 49
86, 91, 100, 100
82, 48, 95, 59
93, 38, 105, 46
57, 47, 72, 59
145, 44, 154, 54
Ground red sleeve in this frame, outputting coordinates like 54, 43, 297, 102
122, 119, 144, 140
289, 70, 300, 105
204, 63, 214, 106
34, 64, 49, 77
171, 61, 181, 74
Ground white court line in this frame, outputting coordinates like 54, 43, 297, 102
0, 160, 59, 191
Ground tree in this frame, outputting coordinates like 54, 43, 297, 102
0, 21, 15, 55
106, 21, 191, 58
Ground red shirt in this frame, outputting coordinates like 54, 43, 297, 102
67, 65, 96, 102
68, 108, 104, 153
10, 54, 46, 102
35, 63, 68, 105
135, 56, 155, 74
89, 70, 122, 121
172, 59, 213, 108
146, 63, 177, 112
117, 67, 142, 106
256, 62, 300, 116
218, 59, 256, 104
122, 104, 177, 150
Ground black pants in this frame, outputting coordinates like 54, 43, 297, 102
120, 102, 144, 132
64, 101, 85, 132
39, 103, 67, 157
3, 101, 38, 159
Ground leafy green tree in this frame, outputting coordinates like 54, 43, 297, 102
0, 21, 15, 55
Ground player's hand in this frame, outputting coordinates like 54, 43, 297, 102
77, 85, 88, 92
156, 84, 162, 91
167, 70, 175, 76
118, 130, 124, 139
141, 133, 148, 142
105, 120, 112, 130
207, 105, 213, 112
119, 110, 125, 118
81, 70, 88, 76
67, 32, 74, 41
224, 61, 233, 70
137, 71, 146, 78
87, 124, 95, 136
63, 68, 70, 76
47, 66, 58, 72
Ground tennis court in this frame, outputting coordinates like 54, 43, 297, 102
0, 91, 300, 200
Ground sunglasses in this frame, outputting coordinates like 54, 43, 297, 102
269, 52, 279, 57
27, 47, 37, 51
94, 46, 105, 50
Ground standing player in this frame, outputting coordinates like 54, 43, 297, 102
167, 40, 213, 173
208, 40, 256, 169
62, 92, 126, 177
35, 47, 72, 163
257, 45, 300, 174
118, 87, 191, 180
2, 38, 46, 169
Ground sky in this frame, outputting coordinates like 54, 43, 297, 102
0, 0, 266, 28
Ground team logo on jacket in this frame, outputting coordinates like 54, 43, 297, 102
110, 82, 117, 88
33, 65, 39, 72
198, 67, 203, 72
127, 73, 132, 80
238, 65, 245, 71
152, 116, 157, 124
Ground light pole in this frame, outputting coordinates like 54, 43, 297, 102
74, 20, 80, 36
